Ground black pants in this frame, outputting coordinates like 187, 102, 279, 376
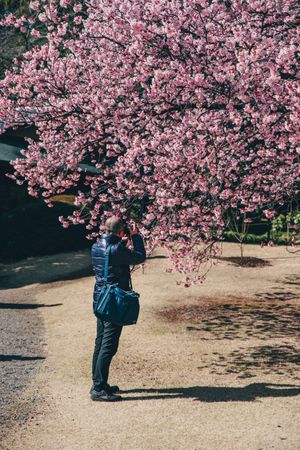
92, 318, 123, 391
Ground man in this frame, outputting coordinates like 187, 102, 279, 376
90, 216, 146, 401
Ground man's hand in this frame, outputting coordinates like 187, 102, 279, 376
130, 226, 139, 237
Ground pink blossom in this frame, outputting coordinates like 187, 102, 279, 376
29, 1, 40, 11
73, 4, 82, 13
31, 28, 41, 37
263, 209, 276, 219
38, 13, 47, 23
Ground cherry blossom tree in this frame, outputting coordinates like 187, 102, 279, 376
0, 0, 299, 284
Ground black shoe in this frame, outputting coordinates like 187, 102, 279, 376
90, 389, 122, 402
107, 384, 120, 394
90, 384, 120, 394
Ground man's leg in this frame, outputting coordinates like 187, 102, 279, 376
92, 317, 104, 383
93, 320, 122, 392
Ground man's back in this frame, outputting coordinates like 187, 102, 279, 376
92, 233, 146, 291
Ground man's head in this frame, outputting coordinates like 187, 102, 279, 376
105, 216, 125, 236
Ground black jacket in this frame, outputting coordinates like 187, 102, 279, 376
91, 233, 146, 291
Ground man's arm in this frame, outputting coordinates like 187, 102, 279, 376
117, 234, 146, 266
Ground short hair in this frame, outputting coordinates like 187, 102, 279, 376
105, 216, 125, 234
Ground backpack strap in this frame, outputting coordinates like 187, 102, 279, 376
103, 244, 111, 282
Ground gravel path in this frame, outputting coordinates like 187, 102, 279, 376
0, 286, 45, 433
0, 250, 92, 438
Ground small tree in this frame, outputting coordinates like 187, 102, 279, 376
225, 211, 254, 258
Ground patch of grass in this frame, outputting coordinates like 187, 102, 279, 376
224, 230, 299, 245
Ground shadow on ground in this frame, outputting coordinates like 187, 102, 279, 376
158, 275, 300, 379
159, 275, 300, 342
214, 256, 272, 267
0, 251, 93, 289
0, 355, 46, 361
120, 383, 300, 402
199, 344, 300, 379
0, 302, 62, 309
0, 252, 161, 289
277, 274, 300, 288
160, 300, 300, 341
198, 301, 300, 341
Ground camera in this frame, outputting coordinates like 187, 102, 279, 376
123, 223, 131, 238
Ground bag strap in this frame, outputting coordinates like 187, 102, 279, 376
104, 242, 134, 290
103, 244, 111, 282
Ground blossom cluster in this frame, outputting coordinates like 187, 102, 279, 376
0, 0, 299, 284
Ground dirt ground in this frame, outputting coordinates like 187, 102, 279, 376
0, 242, 299, 450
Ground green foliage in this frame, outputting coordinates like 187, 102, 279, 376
271, 211, 300, 233
224, 230, 260, 244
223, 208, 300, 250
224, 229, 300, 245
